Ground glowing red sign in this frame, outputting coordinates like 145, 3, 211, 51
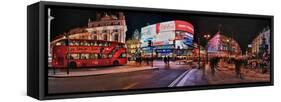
175, 20, 194, 34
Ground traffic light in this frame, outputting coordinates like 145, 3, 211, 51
148, 40, 152, 47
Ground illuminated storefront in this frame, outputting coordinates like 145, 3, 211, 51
250, 27, 270, 57
126, 39, 141, 61
207, 31, 241, 57
140, 20, 194, 59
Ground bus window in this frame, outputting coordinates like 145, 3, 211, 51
69, 41, 76, 46
55, 40, 66, 46
119, 53, 126, 58
108, 54, 113, 58
98, 42, 102, 46
102, 54, 108, 59
90, 54, 98, 59
81, 54, 90, 59
90, 42, 94, 46
99, 42, 104, 46
73, 41, 78, 46
83, 41, 88, 46
70, 54, 81, 60
87, 41, 91, 46
98, 54, 102, 59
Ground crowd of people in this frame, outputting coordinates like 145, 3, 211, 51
135, 55, 171, 66
208, 56, 246, 79
208, 51, 270, 79
133, 51, 270, 80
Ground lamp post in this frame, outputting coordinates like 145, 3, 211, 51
203, 34, 211, 64
48, 8, 55, 74
226, 39, 230, 55
226, 39, 231, 59
65, 33, 70, 75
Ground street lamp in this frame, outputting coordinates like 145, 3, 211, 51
48, 8, 55, 74
226, 39, 230, 55
203, 34, 211, 64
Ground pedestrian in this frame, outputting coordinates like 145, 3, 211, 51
164, 56, 167, 64
234, 57, 243, 79
167, 56, 170, 65
262, 52, 269, 73
210, 57, 216, 76
136, 56, 139, 65
146, 57, 149, 65
139, 57, 142, 65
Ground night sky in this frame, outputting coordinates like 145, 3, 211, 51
49, 6, 271, 53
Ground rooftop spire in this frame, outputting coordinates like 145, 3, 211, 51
88, 18, 91, 23
218, 24, 222, 33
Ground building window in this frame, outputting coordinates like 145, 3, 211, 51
93, 35, 97, 40
114, 34, 119, 42
102, 30, 107, 33
113, 29, 118, 32
103, 35, 108, 41
92, 31, 97, 34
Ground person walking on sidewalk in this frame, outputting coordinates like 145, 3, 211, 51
210, 56, 219, 76
261, 51, 269, 74
145, 57, 150, 65
164, 56, 167, 64
234, 57, 243, 79
167, 56, 170, 65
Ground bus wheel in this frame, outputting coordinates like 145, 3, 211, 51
68, 62, 77, 69
113, 61, 119, 66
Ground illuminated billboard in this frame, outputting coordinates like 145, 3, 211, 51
140, 24, 157, 47
141, 20, 194, 47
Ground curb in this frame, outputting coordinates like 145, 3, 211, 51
48, 67, 159, 78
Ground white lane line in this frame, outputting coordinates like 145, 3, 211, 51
168, 70, 190, 87
176, 69, 197, 86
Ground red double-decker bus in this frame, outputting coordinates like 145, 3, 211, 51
51, 39, 127, 68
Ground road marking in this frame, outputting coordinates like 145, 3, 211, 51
122, 82, 139, 90
168, 70, 190, 87
176, 69, 197, 86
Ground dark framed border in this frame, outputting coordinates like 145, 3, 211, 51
28, 1, 274, 100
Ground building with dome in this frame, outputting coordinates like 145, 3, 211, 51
51, 12, 127, 46
126, 29, 142, 61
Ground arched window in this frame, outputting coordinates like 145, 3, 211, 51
103, 35, 107, 41
114, 34, 119, 42
93, 35, 97, 40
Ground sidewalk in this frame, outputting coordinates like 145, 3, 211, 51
48, 64, 158, 77
205, 62, 270, 85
